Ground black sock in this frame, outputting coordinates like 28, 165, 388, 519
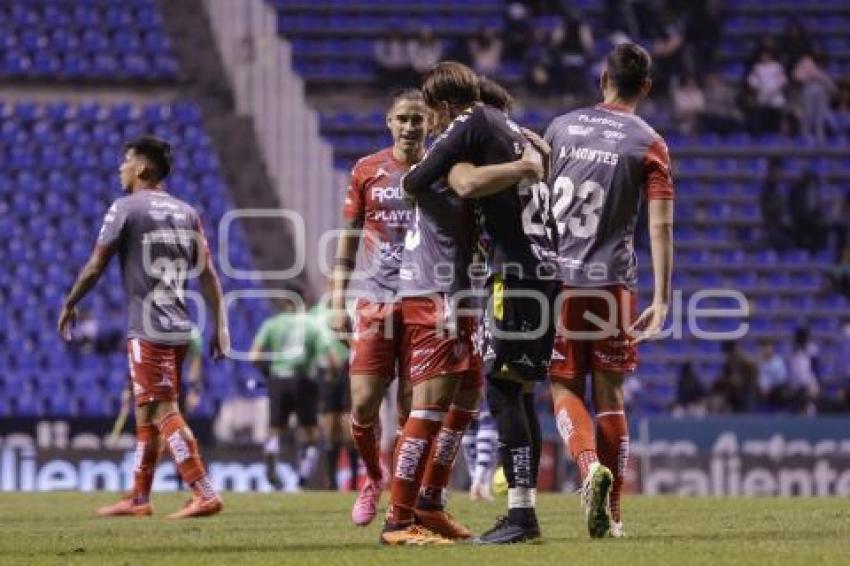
487, 377, 533, 491
522, 392, 542, 488
347, 447, 359, 490
325, 444, 340, 491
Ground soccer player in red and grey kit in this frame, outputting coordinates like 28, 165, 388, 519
329, 90, 427, 527
545, 42, 674, 538
386, 64, 549, 545
58, 136, 229, 519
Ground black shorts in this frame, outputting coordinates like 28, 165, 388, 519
268, 375, 319, 428
318, 365, 350, 414
482, 275, 559, 382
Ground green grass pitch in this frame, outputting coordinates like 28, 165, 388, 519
1, 492, 849, 565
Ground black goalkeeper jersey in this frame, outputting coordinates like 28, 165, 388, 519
402, 103, 558, 281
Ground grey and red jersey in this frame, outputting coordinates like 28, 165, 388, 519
343, 147, 414, 301
97, 189, 208, 345
544, 103, 674, 290
402, 103, 558, 281
397, 180, 477, 297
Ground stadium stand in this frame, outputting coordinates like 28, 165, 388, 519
266, 0, 850, 414
0, 0, 270, 417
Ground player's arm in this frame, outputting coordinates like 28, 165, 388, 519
631, 138, 675, 343
330, 167, 366, 338
58, 245, 115, 339
248, 321, 271, 377
401, 110, 479, 195
447, 143, 544, 198
196, 223, 230, 360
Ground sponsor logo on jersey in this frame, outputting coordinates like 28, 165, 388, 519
371, 185, 404, 202
578, 114, 624, 129
603, 129, 627, 140
370, 209, 412, 225
568, 124, 594, 136
551, 348, 566, 361
514, 354, 535, 367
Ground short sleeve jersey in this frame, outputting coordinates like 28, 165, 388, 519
402, 104, 558, 281
97, 190, 208, 345
343, 147, 414, 301
544, 103, 674, 289
251, 311, 323, 379
397, 181, 477, 296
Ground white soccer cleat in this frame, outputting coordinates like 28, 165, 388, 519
609, 521, 626, 538
581, 462, 613, 538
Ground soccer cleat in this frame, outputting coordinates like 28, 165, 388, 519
474, 515, 540, 544
379, 521, 454, 545
413, 508, 472, 540
96, 496, 153, 517
166, 496, 223, 519
581, 462, 613, 538
610, 521, 626, 538
351, 478, 383, 526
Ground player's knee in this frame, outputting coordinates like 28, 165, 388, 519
486, 377, 522, 417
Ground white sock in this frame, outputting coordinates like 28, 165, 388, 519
508, 487, 536, 509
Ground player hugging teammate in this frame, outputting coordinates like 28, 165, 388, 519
352, 42, 674, 545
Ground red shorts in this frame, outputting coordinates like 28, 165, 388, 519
349, 299, 405, 383
549, 285, 638, 382
127, 338, 188, 407
401, 295, 482, 390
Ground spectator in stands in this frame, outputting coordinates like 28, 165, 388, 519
504, 2, 532, 62
408, 27, 443, 75
374, 32, 413, 87
551, 9, 594, 96
787, 169, 826, 252
697, 73, 744, 134
673, 362, 707, 417
759, 156, 791, 250
778, 17, 813, 71
649, 7, 686, 95
793, 51, 837, 144
713, 340, 759, 413
672, 75, 705, 135
467, 27, 503, 75
746, 47, 788, 134
757, 339, 790, 411
827, 245, 850, 298
525, 27, 556, 94
787, 327, 820, 415
683, 0, 723, 74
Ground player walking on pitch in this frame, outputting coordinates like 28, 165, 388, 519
58, 136, 228, 518
329, 90, 427, 526
545, 42, 674, 538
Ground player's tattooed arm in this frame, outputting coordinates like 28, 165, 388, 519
57, 244, 114, 339
329, 217, 362, 340
447, 143, 545, 199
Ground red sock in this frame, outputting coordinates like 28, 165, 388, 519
132, 423, 159, 504
596, 410, 628, 522
554, 392, 597, 480
389, 407, 443, 524
158, 412, 217, 501
419, 405, 477, 508
351, 418, 382, 482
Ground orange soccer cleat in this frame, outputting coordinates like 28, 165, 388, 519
413, 507, 472, 540
379, 522, 454, 546
96, 496, 153, 517
166, 496, 223, 519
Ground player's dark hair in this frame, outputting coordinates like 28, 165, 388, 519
124, 135, 173, 182
478, 76, 514, 113
421, 61, 480, 109
606, 42, 652, 100
389, 88, 424, 108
